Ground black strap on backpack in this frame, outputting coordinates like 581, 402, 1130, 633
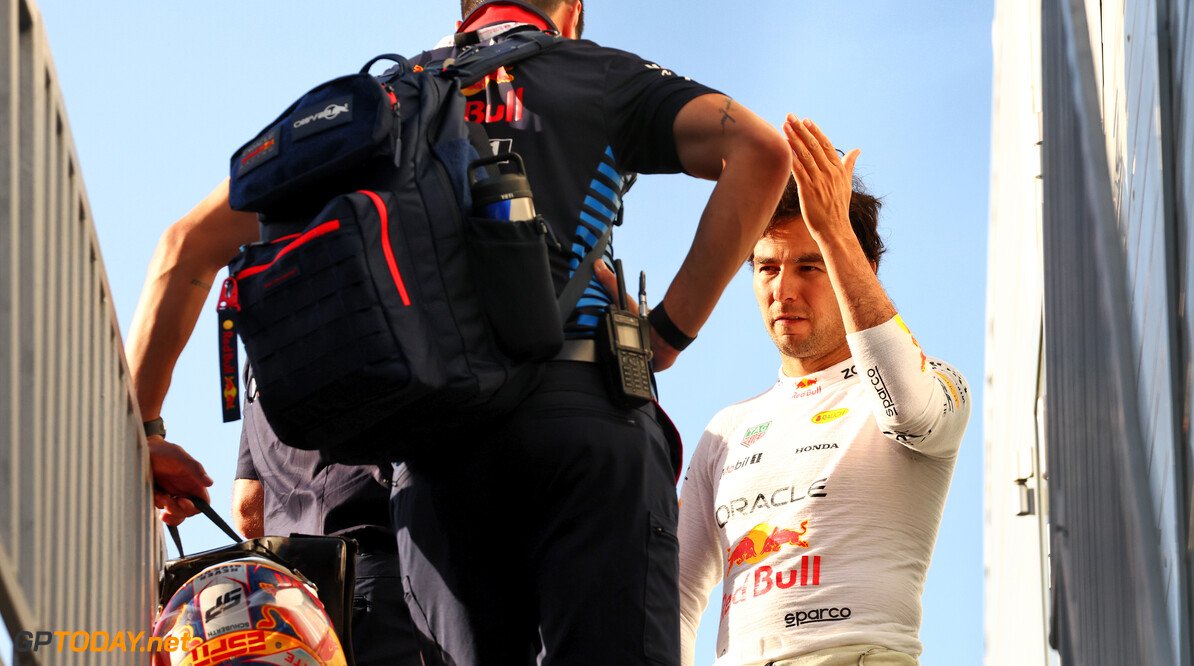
364, 30, 560, 88
444, 30, 560, 85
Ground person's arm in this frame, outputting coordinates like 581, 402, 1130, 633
650, 94, 791, 370
126, 178, 260, 524
232, 426, 265, 538
783, 116, 894, 331
786, 117, 970, 456
232, 479, 265, 538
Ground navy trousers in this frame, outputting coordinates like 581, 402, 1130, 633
392, 361, 681, 666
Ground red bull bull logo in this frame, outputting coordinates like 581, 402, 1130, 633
461, 66, 515, 96
222, 377, 238, 410
791, 377, 822, 399
726, 521, 810, 569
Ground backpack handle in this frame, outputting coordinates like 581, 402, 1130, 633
360, 53, 411, 76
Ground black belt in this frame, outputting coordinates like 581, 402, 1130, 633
552, 339, 597, 363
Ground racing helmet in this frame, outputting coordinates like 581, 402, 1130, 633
152, 556, 347, 666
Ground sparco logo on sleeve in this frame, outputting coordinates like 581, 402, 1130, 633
292, 96, 353, 141
868, 367, 898, 417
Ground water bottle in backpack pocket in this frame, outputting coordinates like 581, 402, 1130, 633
465, 152, 562, 361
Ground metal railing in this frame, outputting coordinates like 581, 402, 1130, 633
0, 0, 161, 663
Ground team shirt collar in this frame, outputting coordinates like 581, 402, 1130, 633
776, 357, 857, 396
459, 1, 557, 34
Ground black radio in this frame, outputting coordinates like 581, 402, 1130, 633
596, 260, 654, 407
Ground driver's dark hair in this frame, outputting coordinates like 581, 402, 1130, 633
748, 176, 885, 268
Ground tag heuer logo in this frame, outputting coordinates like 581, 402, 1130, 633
740, 421, 772, 448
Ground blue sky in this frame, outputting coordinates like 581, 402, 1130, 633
33, 1, 993, 663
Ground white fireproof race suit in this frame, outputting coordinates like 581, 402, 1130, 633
678, 315, 971, 665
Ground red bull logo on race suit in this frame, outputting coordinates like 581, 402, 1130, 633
722, 521, 820, 618
726, 520, 810, 568
792, 377, 822, 399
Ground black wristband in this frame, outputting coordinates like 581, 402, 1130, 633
648, 302, 696, 351
144, 417, 166, 439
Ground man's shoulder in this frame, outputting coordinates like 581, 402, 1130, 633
704, 381, 781, 436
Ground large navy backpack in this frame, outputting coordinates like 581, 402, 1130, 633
219, 31, 604, 463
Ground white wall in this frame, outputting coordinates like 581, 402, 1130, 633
984, 1, 1057, 664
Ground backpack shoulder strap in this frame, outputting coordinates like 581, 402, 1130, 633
556, 222, 613, 320
443, 31, 563, 87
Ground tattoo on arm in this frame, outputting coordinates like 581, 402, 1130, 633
719, 97, 737, 134
190, 279, 210, 289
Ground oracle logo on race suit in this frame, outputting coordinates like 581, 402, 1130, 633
715, 478, 828, 528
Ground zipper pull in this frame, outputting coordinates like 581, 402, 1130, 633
217, 277, 241, 422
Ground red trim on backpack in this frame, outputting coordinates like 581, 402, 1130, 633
236, 220, 341, 280
267, 231, 304, 245
361, 190, 412, 306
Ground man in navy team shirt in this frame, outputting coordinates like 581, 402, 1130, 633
130, 1, 791, 664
